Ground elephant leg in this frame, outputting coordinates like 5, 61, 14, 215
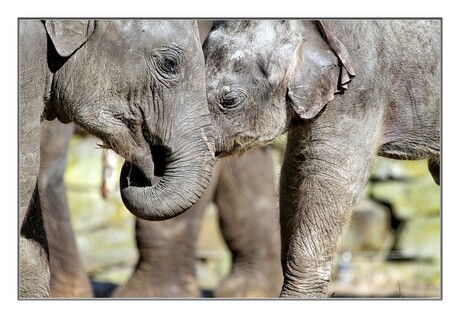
113, 214, 203, 297
113, 167, 221, 298
39, 121, 94, 298
279, 106, 383, 298
20, 185, 50, 298
428, 157, 440, 185
19, 20, 51, 298
213, 147, 283, 298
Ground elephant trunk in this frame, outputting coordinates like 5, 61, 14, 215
119, 127, 215, 221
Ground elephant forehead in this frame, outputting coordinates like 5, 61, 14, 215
110, 20, 189, 42
105, 20, 158, 43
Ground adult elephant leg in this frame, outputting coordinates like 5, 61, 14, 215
39, 120, 94, 298
213, 147, 283, 298
19, 20, 50, 298
113, 167, 221, 298
279, 103, 384, 298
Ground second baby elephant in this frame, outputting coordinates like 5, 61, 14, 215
203, 20, 440, 297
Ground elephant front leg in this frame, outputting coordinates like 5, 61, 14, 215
279, 121, 379, 298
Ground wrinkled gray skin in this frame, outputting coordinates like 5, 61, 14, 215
19, 19, 215, 298
203, 20, 440, 297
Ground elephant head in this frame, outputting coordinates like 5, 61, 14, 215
203, 20, 354, 156
44, 20, 215, 220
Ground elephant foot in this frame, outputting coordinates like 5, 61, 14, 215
50, 287, 94, 298
279, 269, 330, 298
112, 269, 201, 298
279, 289, 328, 298
49, 277, 94, 298
213, 268, 283, 298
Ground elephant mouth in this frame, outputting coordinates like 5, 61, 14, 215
214, 135, 256, 158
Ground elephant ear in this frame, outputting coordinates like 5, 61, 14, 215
45, 20, 95, 57
287, 20, 355, 120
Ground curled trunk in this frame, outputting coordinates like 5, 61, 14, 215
120, 129, 215, 221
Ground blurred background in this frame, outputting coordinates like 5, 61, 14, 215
63, 130, 440, 298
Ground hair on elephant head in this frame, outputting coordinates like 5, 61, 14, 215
203, 20, 354, 156
41, 20, 215, 220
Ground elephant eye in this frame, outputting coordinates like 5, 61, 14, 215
161, 55, 180, 75
219, 89, 247, 110
150, 46, 184, 81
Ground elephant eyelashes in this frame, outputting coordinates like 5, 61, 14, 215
218, 89, 247, 111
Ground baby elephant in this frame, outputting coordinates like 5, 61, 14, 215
203, 20, 440, 297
